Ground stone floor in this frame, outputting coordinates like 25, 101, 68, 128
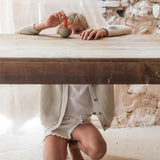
0, 126, 160, 160
84, 126, 160, 160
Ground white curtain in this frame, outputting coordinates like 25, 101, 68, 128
0, 0, 39, 33
0, 0, 106, 33
0, 1, 42, 159
0, 0, 106, 159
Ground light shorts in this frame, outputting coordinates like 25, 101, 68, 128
45, 115, 91, 140
44, 85, 94, 140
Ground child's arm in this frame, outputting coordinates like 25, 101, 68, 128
80, 25, 132, 40
80, 0, 131, 40
15, 10, 67, 35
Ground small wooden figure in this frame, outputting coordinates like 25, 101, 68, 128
59, 18, 72, 38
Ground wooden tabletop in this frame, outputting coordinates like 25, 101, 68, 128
0, 34, 160, 84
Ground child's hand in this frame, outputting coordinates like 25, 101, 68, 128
45, 10, 67, 28
34, 10, 67, 31
80, 28, 108, 40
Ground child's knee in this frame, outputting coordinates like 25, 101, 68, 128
87, 140, 107, 160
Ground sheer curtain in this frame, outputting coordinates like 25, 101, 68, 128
0, 0, 39, 33
0, 1, 42, 159
0, 0, 14, 33
0, 0, 107, 159
0, 0, 106, 33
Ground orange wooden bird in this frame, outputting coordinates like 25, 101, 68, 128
63, 18, 68, 28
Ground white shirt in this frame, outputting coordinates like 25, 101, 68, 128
65, 85, 93, 117
46, 85, 94, 139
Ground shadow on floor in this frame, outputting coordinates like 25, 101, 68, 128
107, 155, 139, 160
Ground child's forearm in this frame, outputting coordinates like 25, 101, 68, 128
34, 22, 47, 32
15, 24, 41, 35
16, 11, 66, 35
105, 25, 132, 37
34, 11, 67, 32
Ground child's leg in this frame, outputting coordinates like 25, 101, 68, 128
71, 123, 107, 160
43, 135, 68, 160
69, 140, 84, 160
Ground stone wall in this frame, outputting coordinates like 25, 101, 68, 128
27, 1, 159, 129
101, 0, 160, 34
100, 1, 160, 128
111, 85, 160, 128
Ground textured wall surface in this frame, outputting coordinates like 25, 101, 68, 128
100, 0, 160, 128
101, 0, 160, 34
111, 85, 160, 127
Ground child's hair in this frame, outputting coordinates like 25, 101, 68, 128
57, 12, 89, 33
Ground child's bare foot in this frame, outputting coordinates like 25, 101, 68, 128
69, 140, 84, 160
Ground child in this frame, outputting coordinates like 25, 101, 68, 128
57, 12, 89, 34
16, 10, 131, 160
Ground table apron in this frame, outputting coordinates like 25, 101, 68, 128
0, 58, 160, 84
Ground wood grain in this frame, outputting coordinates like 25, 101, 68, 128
0, 34, 160, 84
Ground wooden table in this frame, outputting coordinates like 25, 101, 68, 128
0, 34, 160, 84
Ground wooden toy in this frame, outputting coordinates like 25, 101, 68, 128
59, 18, 72, 38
